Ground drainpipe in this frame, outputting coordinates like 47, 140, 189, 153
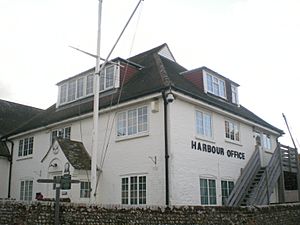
5, 138, 14, 199
162, 89, 175, 206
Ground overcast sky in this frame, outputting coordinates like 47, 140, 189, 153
0, 0, 299, 147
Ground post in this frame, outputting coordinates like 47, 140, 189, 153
91, 0, 103, 203
54, 176, 61, 225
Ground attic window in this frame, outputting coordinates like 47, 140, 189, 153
231, 85, 239, 104
57, 64, 120, 107
204, 71, 226, 99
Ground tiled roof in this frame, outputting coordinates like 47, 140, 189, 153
0, 141, 10, 158
0, 99, 43, 137
57, 138, 91, 170
4, 43, 283, 136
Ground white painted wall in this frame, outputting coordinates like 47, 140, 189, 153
168, 97, 279, 206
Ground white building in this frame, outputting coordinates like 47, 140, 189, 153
2, 44, 299, 206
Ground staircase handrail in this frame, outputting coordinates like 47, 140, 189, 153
226, 147, 261, 206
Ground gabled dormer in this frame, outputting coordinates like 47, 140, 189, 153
56, 59, 142, 108
182, 67, 240, 105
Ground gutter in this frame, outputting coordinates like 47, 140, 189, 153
161, 88, 175, 207
5, 138, 14, 199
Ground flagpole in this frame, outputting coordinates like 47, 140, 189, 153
91, 0, 102, 203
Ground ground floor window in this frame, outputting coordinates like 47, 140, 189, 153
80, 181, 91, 198
121, 175, 146, 205
200, 178, 216, 205
221, 180, 234, 205
20, 180, 33, 201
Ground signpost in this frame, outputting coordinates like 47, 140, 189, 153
37, 175, 80, 225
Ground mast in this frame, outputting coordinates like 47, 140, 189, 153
91, 0, 102, 203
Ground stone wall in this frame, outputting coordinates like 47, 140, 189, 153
1, 200, 300, 225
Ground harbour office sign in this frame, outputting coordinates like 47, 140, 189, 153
191, 140, 246, 160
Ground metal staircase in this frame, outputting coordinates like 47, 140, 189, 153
226, 143, 299, 206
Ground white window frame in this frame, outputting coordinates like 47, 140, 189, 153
262, 133, 271, 150
221, 180, 234, 205
80, 181, 91, 198
20, 179, 33, 201
195, 109, 213, 139
199, 177, 217, 205
203, 71, 226, 99
116, 106, 149, 138
18, 137, 34, 158
231, 84, 239, 104
57, 63, 120, 107
51, 126, 71, 144
121, 175, 146, 205
225, 119, 240, 142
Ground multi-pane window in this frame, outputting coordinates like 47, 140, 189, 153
225, 120, 240, 142
121, 176, 146, 205
100, 65, 117, 92
18, 137, 34, 157
51, 127, 71, 144
76, 77, 84, 98
200, 178, 216, 205
20, 180, 33, 201
262, 134, 271, 150
231, 85, 239, 104
86, 74, 94, 95
196, 110, 212, 138
221, 180, 234, 205
67, 80, 76, 102
80, 181, 91, 198
206, 73, 226, 98
117, 106, 148, 137
58, 64, 119, 106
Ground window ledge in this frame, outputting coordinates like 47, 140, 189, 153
225, 139, 242, 146
116, 132, 149, 142
195, 135, 215, 144
17, 156, 33, 161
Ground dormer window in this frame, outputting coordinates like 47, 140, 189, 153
231, 85, 239, 104
204, 71, 226, 99
57, 63, 120, 107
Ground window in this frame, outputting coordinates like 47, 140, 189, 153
86, 74, 94, 95
221, 180, 234, 205
196, 110, 212, 138
67, 80, 76, 102
121, 175, 146, 205
100, 65, 117, 92
200, 178, 216, 205
18, 137, 34, 157
117, 106, 148, 137
205, 72, 226, 98
76, 77, 84, 98
231, 85, 239, 104
225, 120, 240, 142
80, 181, 91, 198
51, 127, 71, 144
262, 134, 271, 150
57, 64, 119, 106
20, 180, 33, 201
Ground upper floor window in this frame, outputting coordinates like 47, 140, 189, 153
262, 133, 271, 150
57, 64, 120, 107
205, 72, 226, 98
51, 127, 71, 144
225, 120, 240, 142
196, 110, 212, 138
18, 137, 34, 157
117, 106, 148, 137
231, 85, 239, 104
